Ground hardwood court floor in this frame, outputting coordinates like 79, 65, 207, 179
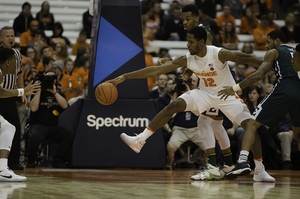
3, 168, 300, 199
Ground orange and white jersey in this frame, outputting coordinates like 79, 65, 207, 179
186, 46, 236, 95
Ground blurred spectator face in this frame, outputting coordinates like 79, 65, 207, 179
260, 16, 269, 28
42, 1, 50, 12
154, 3, 161, 13
54, 28, 62, 37
55, 43, 61, 53
170, 1, 180, 10
236, 64, 246, 77
292, 49, 300, 72
27, 48, 35, 60
223, 5, 231, 16
245, 8, 253, 18
157, 74, 168, 89
23, 5, 31, 16
0, 29, 15, 49
22, 62, 31, 72
35, 34, 43, 42
43, 47, 52, 58
45, 60, 53, 71
242, 42, 253, 54
268, 12, 275, 20
166, 79, 174, 93
190, 73, 199, 90
182, 11, 198, 31
30, 23, 39, 36
286, 13, 295, 24
263, 85, 273, 98
34, 41, 43, 54
79, 34, 87, 43
172, 8, 181, 20
65, 61, 74, 73
225, 22, 234, 32
248, 89, 260, 104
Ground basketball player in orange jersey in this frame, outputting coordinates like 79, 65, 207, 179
107, 27, 274, 182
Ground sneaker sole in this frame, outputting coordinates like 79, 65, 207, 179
225, 168, 251, 180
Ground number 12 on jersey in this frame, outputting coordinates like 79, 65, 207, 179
202, 78, 216, 87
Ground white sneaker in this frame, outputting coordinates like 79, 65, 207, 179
120, 133, 145, 153
0, 168, 27, 182
253, 168, 275, 182
191, 163, 222, 181
220, 165, 235, 178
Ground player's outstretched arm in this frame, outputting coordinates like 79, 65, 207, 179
107, 56, 187, 86
0, 81, 40, 98
218, 49, 263, 66
218, 49, 277, 100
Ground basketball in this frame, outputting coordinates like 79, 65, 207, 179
95, 82, 118, 105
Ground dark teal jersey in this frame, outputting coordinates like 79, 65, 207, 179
199, 24, 221, 47
275, 45, 299, 81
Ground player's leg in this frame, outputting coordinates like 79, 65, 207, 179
120, 98, 187, 153
0, 118, 26, 182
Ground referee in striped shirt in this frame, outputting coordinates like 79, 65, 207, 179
0, 26, 26, 170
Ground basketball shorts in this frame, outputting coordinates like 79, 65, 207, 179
179, 88, 250, 126
251, 79, 300, 127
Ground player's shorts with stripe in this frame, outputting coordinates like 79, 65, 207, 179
179, 88, 250, 126
251, 79, 300, 127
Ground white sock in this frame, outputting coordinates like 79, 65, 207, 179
0, 158, 8, 170
238, 150, 249, 163
139, 127, 154, 141
254, 158, 264, 170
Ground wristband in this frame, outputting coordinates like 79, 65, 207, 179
17, 88, 24, 96
54, 92, 58, 96
232, 84, 241, 92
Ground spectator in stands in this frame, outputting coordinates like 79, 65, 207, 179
149, 74, 168, 99
166, 74, 205, 170
37, 46, 53, 71
50, 22, 72, 49
267, 10, 280, 30
145, 50, 155, 91
35, 1, 55, 30
141, 15, 154, 47
143, 5, 159, 39
241, 42, 253, 54
207, 20, 222, 44
64, 58, 80, 85
276, 114, 293, 170
37, 57, 54, 73
72, 30, 90, 55
240, 7, 259, 34
224, 0, 244, 19
22, 57, 36, 87
157, 79, 174, 111
281, 12, 300, 43
262, 83, 273, 98
153, 2, 165, 40
26, 70, 75, 168
195, 0, 217, 19
13, 2, 34, 37
170, 0, 195, 8
35, 30, 50, 46
82, 9, 93, 38
73, 45, 89, 72
55, 42, 70, 61
216, 4, 236, 32
221, 21, 239, 50
235, 63, 247, 83
20, 20, 39, 47
198, 7, 214, 27
33, 40, 45, 61
167, 1, 181, 15
246, 0, 269, 19
53, 60, 78, 101
26, 47, 38, 68
253, 15, 274, 50
68, 83, 88, 106
164, 7, 186, 41
75, 55, 89, 81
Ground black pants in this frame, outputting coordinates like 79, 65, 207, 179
27, 124, 75, 161
0, 97, 21, 166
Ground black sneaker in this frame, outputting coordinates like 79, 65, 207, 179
224, 162, 251, 180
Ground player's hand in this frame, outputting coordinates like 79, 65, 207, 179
180, 68, 193, 81
227, 128, 235, 136
24, 81, 41, 95
218, 86, 234, 100
106, 75, 125, 86
157, 57, 171, 66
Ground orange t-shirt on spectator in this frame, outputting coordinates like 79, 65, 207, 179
216, 14, 236, 31
253, 26, 275, 50
58, 73, 79, 101
145, 53, 155, 91
240, 17, 259, 34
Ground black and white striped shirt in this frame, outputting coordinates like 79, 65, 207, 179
1, 48, 23, 90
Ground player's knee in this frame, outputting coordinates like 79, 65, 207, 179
165, 99, 186, 113
167, 142, 179, 153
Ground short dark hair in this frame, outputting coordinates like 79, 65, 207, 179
53, 22, 64, 36
182, 4, 199, 17
0, 48, 15, 65
41, 46, 51, 54
43, 57, 54, 66
296, 44, 300, 52
36, 30, 47, 40
188, 27, 207, 43
0, 26, 13, 36
22, 2, 31, 9
267, 30, 286, 43
79, 55, 89, 67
